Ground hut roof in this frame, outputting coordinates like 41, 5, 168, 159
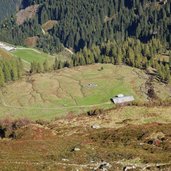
111, 95, 134, 104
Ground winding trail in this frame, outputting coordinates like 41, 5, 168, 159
16, 47, 41, 54
0, 96, 111, 111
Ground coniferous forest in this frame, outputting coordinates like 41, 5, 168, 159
1, 2, 171, 169
0, 0, 171, 84
0, 0, 22, 21
0, 0, 171, 52
0, 58, 23, 86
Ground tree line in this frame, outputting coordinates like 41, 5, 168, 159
0, 0, 171, 53
73, 38, 171, 83
30, 58, 71, 74
30, 38, 171, 83
0, 58, 23, 87
0, 38, 169, 87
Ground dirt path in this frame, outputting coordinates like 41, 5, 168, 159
0, 95, 111, 110
16, 47, 41, 54
65, 48, 74, 55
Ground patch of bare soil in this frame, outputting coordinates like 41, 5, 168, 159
16, 5, 39, 25
42, 20, 58, 32
15, 124, 56, 140
24, 36, 38, 47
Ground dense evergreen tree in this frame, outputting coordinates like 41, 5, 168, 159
73, 38, 171, 83
0, 0, 22, 21
0, 66, 5, 87
3, 62, 12, 82
43, 60, 49, 72
0, 0, 170, 84
0, 0, 171, 53
11, 61, 18, 81
0, 58, 23, 86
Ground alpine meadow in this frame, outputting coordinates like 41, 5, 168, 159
0, 0, 171, 171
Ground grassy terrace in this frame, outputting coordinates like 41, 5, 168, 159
0, 64, 170, 120
12, 48, 54, 63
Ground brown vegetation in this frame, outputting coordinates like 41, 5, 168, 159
0, 116, 171, 170
42, 20, 58, 32
16, 5, 39, 25
24, 36, 38, 47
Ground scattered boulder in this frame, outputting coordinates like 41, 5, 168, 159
62, 158, 69, 162
94, 161, 112, 171
91, 124, 101, 129
74, 147, 80, 151
123, 165, 136, 171
84, 83, 98, 88
71, 147, 81, 152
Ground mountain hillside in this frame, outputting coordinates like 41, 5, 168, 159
0, 64, 170, 120
16, 5, 39, 25
0, 0, 36, 22
0, 0, 21, 21
0, 0, 170, 53
0, 106, 171, 170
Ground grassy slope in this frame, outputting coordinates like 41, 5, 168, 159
0, 64, 170, 120
12, 48, 54, 63
11, 47, 72, 71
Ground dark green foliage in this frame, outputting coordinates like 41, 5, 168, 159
73, 38, 171, 82
30, 38, 171, 83
0, 67, 5, 87
37, 35, 63, 54
43, 60, 49, 72
0, 58, 23, 86
0, 0, 171, 53
30, 61, 43, 74
3, 62, 12, 82
0, 0, 35, 22
0, 0, 21, 21
0, 0, 170, 83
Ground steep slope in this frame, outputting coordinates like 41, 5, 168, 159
0, 0, 21, 21
0, 0, 34, 22
0, 107, 171, 170
0, 0, 20, 21
0, 48, 13, 60
16, 5, 39, 25
0, 0, 170, 53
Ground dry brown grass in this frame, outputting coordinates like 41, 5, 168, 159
16, 5, 39, 25
0, 48, 13, 59
42, 20, 58, 32
0, 109, 171, 170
